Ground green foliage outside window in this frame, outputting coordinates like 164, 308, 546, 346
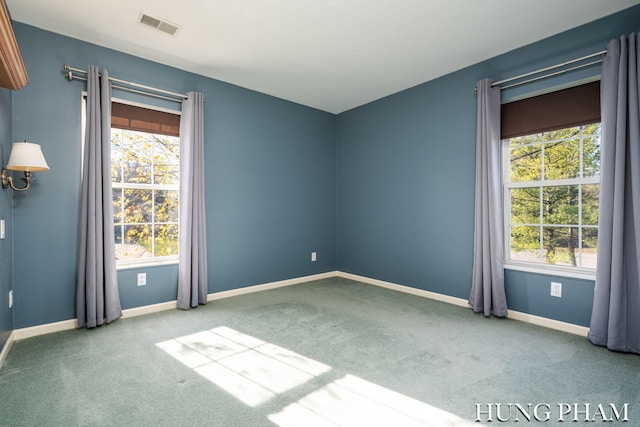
112, 129, 180, 261
506, 124, 600, 269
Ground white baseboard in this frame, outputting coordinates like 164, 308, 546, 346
9, 271, 338, 343
336, 271, 589, 337
5, 269, 588, 355
13, 318, 78, 341
207, 271, 338, 302
122, 300, 177, 318
507, 310, 589, 336
10, 302, 179, 341
336, 271, 470, 307
0, 331, 15, 369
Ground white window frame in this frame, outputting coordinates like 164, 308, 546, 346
502, 125, 599, 280
110, 99, 181, 269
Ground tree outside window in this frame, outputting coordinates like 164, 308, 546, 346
505, 123, 600, 270
112, 128, 179, 263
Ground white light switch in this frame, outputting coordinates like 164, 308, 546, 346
311, 252, 317, 262
0, 220, 5, 239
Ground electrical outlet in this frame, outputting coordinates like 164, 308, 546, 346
137, 273, 147, 286
8, 290, 13, 308
311, 252, 317, 262
551, 281, 562, 298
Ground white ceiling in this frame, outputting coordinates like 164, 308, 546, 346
7, 0, 640, 113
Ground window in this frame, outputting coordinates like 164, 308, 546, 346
110, 102, 180, 265
504, 124, 600, 269
501, 81, 600, 274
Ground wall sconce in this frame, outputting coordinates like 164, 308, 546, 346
1, 140, 49, 192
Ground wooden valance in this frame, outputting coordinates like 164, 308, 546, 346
0, 0, 29, 90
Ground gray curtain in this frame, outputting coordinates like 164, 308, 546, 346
177, 92, 208, 309
76, 66, 122, 328
588, 33, 640, 354
468, 78, 508, 317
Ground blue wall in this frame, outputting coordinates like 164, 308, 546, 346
0, 88, 12, 349
10, 23, 337, 328
336, 6, 640, 327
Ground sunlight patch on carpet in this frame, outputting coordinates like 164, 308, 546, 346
156, 326, 331, 407
157, 326, 476, 425
269, 375, 477, 427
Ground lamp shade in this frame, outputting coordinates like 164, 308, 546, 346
6, 141, 49, 172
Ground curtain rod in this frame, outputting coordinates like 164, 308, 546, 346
490, 50, 606, 90
482, 50, 607, 92
63, 65, 188, 103
500, 59, 603, 90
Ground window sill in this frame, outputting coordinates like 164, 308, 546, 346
504, 263, 596, 281
116, 258, 178, 271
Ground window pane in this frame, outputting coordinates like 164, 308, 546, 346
544, 139, 580, 180
123, 224, 152, 258
509, 133, 542, 147
583, 123, 601, 177
111, 130, 123, 183
155, 190, 179, 223
152, 135, 180, 185
123, 131, 153, 184
154, 164, 179, 186
510, 187, 539, 225
582, 228, 598, 269
154, 224, 178, 257
543, 126, 581, 142
114, 225, 123, 245
510, 143, 541, 182
510, 225, 541, 262
113, 189, 123, 224
582, 184, 599, 226
543, 185, 578, 225
543, 226, 578, 266
114, 225, 125, 260
124, 189, 153, 223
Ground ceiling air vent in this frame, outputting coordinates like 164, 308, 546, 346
138, 12, 181, 36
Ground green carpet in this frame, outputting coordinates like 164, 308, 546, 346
1, 277, 638, 426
